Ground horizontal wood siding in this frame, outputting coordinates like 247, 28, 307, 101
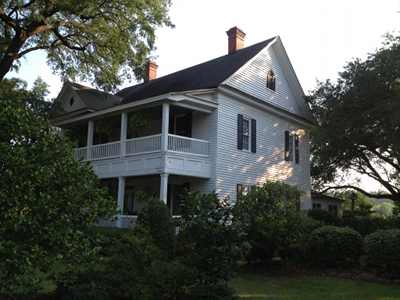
225, 45, 310, 119
214, 92, 311, 207
192, 109, 218, 193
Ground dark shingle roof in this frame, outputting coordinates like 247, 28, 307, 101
117, 37, 276, 103
70, 82, 121, 110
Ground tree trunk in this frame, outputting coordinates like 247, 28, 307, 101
0, 32, 26, 82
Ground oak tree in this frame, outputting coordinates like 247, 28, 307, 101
308, 34, 400, 202
0, 0, 172, 90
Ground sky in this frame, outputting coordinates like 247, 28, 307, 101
6, 0, 400, 192
8, 0, 400, 98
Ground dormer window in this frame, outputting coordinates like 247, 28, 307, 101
266, 70, 276, 91
69, 97, 75, 106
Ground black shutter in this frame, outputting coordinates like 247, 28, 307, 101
284, 130, 290, 161
237, 184, 243, 198
294, 134, 299, 164
251, 119, 256, 153
237, 114, 243, 150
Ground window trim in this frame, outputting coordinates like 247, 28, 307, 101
237, 183, 257, 198
241, 116, 251, 152
284, 131, 300, 164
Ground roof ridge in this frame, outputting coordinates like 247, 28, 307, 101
117, 37, 276, 97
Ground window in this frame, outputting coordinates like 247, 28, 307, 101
167, 183, 189, 216
284, 131, 300, 164
237, 184, 256, 198
69, 97, 74, 106
237, 114, 257, 153
242, 118, 250, 150
328, 204, 338, 216
312, 202, 322, 210
124, 190, 136, 215
266, 70, 276, 91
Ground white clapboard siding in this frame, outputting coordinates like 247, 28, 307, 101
224, 44, 310, 119
214, 91, 311, 207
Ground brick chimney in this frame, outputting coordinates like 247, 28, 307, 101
226, 26, 246, 54
145, 60, 158, 82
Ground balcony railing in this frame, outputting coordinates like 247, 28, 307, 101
91, 141, 121, 160
126, 134, 161, 155
74, 134, 209, 161
168, 134, 209, 156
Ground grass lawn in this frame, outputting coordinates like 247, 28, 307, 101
231, 271, 400, 300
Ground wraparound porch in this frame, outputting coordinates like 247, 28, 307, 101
99, 174, 209, 228
65, 102, 213, 179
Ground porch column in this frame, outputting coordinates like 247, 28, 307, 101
117, 176, 125, 228
161, 102, 170, 152
120, 112, 128, 157
86, 120, 94, 160
160, 173, 169, 204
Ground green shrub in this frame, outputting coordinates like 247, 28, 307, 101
307, 226, 362, 268
0, 91, 115, 297
365, 229, 400, 278
55, 228, 161, 300
57, 194, 244, 300
281, 213, 323, 263
135, 197, 176, 258
307, 209, 339, 225
340, 216, 389, 236
177, 192, 246, 299
233, 181, 303, 263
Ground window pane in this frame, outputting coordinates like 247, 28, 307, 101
243, 135, 249, 150
243, 119, 249, 136
242, 118, 250, 150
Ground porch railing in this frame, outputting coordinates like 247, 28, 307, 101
90, 141, 121, 160
168, 134, 209, 156
73, 134, 209, 161
74, 146, 87, 161
126, 134, 162, 155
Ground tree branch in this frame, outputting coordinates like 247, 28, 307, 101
52, 29, 88, 51
16, 40, 62, 58
355, 149, 398, 194
0, 7, 18, 29
320, 185, 397, 201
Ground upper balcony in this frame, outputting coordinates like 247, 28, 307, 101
63, 103, 214, 179
74, 133, 209, 161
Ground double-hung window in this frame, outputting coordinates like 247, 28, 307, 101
237, 114, 256, 153
284, 131, 300, 164
242, 117, 250, 151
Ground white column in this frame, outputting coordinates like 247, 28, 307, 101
161, 102, 170, 152
159, 173, 169, 204
120, 112, 128, 157
86, 120, 94, 160
117, 176, 125, 228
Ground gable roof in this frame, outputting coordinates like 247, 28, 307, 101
51, 82, 121, 118
69, 82, 121, 110
117, 37, 276, 103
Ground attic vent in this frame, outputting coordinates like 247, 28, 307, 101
266, 70, 276, 91
70, 97, 74, 106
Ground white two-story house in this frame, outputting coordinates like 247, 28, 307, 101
51, 27, 314, 227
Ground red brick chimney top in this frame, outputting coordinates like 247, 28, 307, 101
226, 26, 246, 54
145, 60, 158, 82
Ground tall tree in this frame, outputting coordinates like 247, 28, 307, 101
0, 0, 172, 90
0, 78, 115, 296
308, 34, 400, 202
